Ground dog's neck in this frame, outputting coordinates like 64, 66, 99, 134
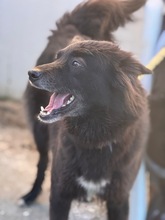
65, 107, 134, 147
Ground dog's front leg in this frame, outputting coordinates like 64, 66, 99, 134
106, 198, 129, 220
50, 190, 72, 220
49, 168, 76, 220
106, 171, 130, 220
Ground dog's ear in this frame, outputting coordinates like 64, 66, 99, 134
70, 35, 90, 44
119, 51, 152, 76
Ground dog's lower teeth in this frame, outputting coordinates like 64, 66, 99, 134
40, 111, 46, 116
67, 100, 71, 105
40, 110, 50, 116
41, 106, 44, 111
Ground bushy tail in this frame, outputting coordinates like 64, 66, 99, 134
61, 0, 146, 40
122, 0, 147, 15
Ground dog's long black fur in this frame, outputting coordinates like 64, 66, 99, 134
22, 0, 147, 208
28, 39, 150, 220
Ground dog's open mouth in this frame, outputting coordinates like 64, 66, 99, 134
39, 92, 75, 122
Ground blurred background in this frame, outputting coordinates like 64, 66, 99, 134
0, 0, 165, 220
0, 0, 145, 100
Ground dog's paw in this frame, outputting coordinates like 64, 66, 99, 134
18, 188, 42, 206
17, 198, 26, 207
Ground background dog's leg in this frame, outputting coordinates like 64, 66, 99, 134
106, 198, 129, 220
20, 121, 49, 205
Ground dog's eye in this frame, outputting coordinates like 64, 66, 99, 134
72, 60, 81, 67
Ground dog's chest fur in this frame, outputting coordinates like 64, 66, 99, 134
74, 143, 114, 201
77, 176, 110, 201
55, 130, 114, 200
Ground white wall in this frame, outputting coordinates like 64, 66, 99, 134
115, 8, 145, 59
0, 0, 82, 99
0, 0, 144, 99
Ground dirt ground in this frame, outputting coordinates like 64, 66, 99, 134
0, 99, 107, 220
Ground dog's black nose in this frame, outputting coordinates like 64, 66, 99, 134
28, 70, 42, 81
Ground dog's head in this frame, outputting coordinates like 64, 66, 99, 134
28, 40, 151, 124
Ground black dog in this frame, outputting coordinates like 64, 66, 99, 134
28, 39, 150, 220
22, 0, 147, 205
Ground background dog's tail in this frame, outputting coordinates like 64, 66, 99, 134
64, 0, 146, 40
121, 0, 147, 15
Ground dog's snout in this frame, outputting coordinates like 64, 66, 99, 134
28, 69, 43, 81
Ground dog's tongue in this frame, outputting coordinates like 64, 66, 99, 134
44, 93, 70, 112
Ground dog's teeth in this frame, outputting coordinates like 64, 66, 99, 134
41, 106, 44, 111
40, 111, 45, 115
69, 95, 74, 102
66, 96, 75, 105
61, 95, 75, 108
70, 96, 74, 102
40, 111, 48, 116
67, 100, 71, 105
